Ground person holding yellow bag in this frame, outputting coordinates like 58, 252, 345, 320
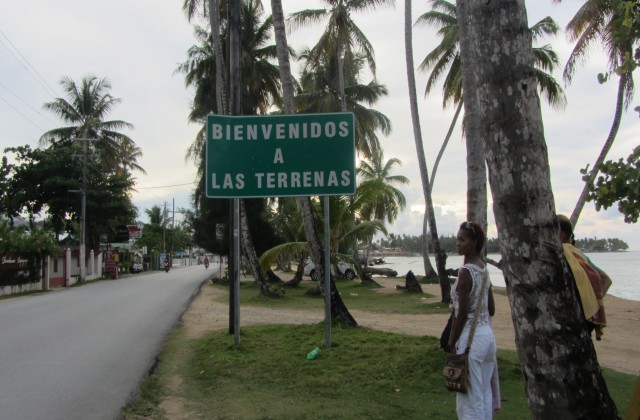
557, 214, 611, 340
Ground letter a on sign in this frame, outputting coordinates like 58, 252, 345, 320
273, 148, 284, 164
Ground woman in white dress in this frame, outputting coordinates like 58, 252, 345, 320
447, 221, 496, 419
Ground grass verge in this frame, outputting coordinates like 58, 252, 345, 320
123, 323, 635, 419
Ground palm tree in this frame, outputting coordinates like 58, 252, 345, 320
357, 150, 408, 224
182, 0, 228, 114
296, 49, 391, 158
456, 0, 619, 416
178, 0, 285, 295
404, 0, 448, 301
417, 0, 565, 238
40, 75, 142, 175
271, 0, 357, 327
357, 148, 408, 267
289, 0, 395, 112
553, 0, 635, 227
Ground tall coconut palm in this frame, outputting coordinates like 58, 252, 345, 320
182, 0, 228, 114
405, 0, 449, 300
417, 0, 565, 245
553, 0, 635, 227
178, 0, 284, 294
289, 0, 395, 112
40, 75, 142, 175
271, 0, 357, 327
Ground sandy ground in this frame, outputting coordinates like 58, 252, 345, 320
180, 273, 640, 375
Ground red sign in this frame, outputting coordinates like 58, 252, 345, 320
127, 225, 142, 239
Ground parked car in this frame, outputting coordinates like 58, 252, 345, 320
303, 257, 357, 280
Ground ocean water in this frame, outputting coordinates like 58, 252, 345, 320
379, 251, 639, 302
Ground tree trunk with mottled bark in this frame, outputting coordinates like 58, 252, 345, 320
239, 200, 270, 293
456, 0, 619, 418
270, 0, 357, 327
208, 0, 228, 115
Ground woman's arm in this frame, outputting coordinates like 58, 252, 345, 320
448, 268, 471, 352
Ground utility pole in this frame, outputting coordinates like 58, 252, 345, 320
70, 136, 96, 283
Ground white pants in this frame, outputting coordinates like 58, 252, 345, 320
455, 324, 496, 420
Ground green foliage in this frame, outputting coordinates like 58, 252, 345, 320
0, 221, 58, 286
586, 146, 640, 223
136, 205, 195, 254
2, 144, 137, 249
612, 0, 640, 73
0, 221, 58, 256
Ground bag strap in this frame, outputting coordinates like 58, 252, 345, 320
464, 269, 489, 353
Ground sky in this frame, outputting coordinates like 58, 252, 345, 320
1, 0, 639, 250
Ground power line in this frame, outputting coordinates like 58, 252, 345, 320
136, 182, 196, 190
0, 93, 46, 132
0, 28, 59, 98
0, 82, 57, 125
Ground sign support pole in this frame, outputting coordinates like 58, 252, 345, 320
233, 198, 240, 346
323, 196, 332, 348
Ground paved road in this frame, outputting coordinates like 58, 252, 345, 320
0, 265, 215, 420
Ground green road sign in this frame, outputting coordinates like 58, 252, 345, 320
206, 113, 356, 198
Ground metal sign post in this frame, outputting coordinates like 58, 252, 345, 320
323, 196, 332, 348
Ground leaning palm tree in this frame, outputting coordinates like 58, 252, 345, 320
40, 75, 141, 175
553, 0, 635, 227
289, 0, 395, 112
417, 0, 565, 235
405, 0, 449, 301
271, 0, 358, 327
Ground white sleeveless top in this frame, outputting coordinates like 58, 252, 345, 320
451, 263, 491, 327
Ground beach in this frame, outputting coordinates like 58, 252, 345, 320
181, 273, 640, 375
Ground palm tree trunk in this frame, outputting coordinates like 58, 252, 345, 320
240, 200, 270, 293
405, 0, 450, 302
208, 0, 228, 114
270, 0, 357, 326
456, 0, 488, 236
421, 211, 436, 277
430, 101, 463, 189
570, 73, 628, 228
337, 44, 347, 112
457, 0, 619, 417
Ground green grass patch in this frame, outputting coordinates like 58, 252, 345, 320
124, 323, 636, 419
212, 279, 450, 315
